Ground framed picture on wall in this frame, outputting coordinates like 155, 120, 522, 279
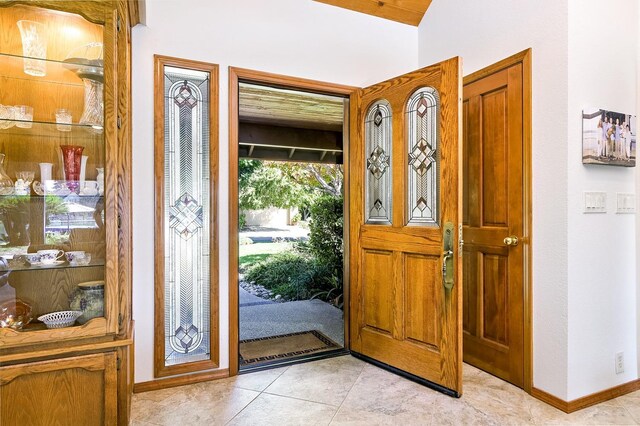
582, 107, 636, 167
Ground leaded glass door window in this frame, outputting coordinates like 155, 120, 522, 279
407, 87, 440, 225
364, 100, 392, 224
155, 56, 219, 376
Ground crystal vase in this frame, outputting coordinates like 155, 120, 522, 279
0, 154, 14, 195
17, 20, 47, 77
60, 145, 84, 193
79, 78, 104, 128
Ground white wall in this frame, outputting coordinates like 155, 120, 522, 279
131, 0, 418, 383
567, 0, 638, 400
419, 0, 570, 400
243, 208, 293, 227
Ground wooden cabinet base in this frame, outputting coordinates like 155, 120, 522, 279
0, 352, 118, 426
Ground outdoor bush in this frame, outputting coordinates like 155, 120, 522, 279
305, 195, 344, 285
245, 251, 333, 301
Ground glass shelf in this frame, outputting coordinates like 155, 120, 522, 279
0, 52, 103, 87
0, 118, 104, 139
0, 258, 105, 273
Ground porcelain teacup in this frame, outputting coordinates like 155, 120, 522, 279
65, 251, 85, 263
80, 181, 99, 196
69, 252, 91, 266
22, 253, 41, 264
37, 249, 64, 264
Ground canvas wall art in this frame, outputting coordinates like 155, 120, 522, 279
582, 107, 636, 167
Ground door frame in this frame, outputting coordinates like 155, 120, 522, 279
228, 67, 357, 376
463, 49, 533, 392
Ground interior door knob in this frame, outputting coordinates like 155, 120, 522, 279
504, 236, 519, 246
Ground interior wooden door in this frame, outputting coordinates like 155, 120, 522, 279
349, 57, 463, 394
462, 55, 527, 388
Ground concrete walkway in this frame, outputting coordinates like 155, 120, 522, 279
239, 286, 274, 307
240, 225, 309, 243
240, 298, 344, 346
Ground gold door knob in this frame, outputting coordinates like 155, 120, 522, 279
504, 236, 519, 246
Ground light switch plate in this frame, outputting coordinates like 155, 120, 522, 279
584, 191, 607, 213
616, 193, 635, 214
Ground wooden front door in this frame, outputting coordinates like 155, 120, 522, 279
349, 57, 463, 394
462, 51, 530, 389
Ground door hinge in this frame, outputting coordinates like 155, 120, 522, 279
117, 214, 122, 229
116, 356, 122, 371
117, 115, 122, 129
459, 223, 464, 255
117, 15, 121, 32
118, 313, 124, 328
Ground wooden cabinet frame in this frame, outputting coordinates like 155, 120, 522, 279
0, 0, 121, 349
0, 1, 134, 424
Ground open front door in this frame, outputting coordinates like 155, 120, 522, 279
349, 57, 463, 395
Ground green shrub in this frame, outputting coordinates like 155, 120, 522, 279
245, 252, 333, 301
306, 195, 343, 284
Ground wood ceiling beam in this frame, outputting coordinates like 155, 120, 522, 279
314, 0, 432, 26
238, 123, 342, 152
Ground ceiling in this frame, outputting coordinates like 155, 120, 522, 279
238, 83, 345, 163
314, 0, 433, 26
239, 83, 345, 132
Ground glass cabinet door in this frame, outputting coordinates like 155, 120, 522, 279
0, 5, 109, 340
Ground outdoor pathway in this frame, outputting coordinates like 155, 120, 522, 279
239, 225, 309, 243
240, 299, 344, 346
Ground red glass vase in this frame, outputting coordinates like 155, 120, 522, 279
60, 145, 84, 193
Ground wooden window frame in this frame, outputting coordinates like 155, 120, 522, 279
154, 55, 219, 378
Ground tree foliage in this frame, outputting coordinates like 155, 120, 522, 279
239, 160, 343, 211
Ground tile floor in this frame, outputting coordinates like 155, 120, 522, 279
131, 355, 640, 425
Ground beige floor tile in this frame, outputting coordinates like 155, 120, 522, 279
132, 380, 259, 426
129, 420, 161, 426
233, 366, 289, 392
130, 358, 640, 426
615, 390, 640, 423
330, 364, 437, 425
461, 369, 536, 425
228, 392, 337, 425
264, 356, 366, 406
430, 394, 503, 426
530, 399, 637, 425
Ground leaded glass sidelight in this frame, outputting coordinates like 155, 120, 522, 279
365, 100, 392, 224
163, 65, 211, 367
407, 87, 440, 225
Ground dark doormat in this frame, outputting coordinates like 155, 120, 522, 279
239, 330, 340, 366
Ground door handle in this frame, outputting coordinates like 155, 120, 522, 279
504, 236, 519, 246
442, 222, 455, 290
442, 249, 454, 290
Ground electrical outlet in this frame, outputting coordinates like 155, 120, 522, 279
615, 352, 624, 374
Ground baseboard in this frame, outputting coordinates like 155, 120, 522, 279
133, 368, 230, 393
532, 379, 640, 413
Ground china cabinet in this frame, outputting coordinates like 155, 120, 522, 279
0, 1, 135, 425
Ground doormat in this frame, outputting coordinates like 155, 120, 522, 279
239, 330, 340, 366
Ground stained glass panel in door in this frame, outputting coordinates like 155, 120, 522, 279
406, 87, 440, 225
365, 100, 392, 225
